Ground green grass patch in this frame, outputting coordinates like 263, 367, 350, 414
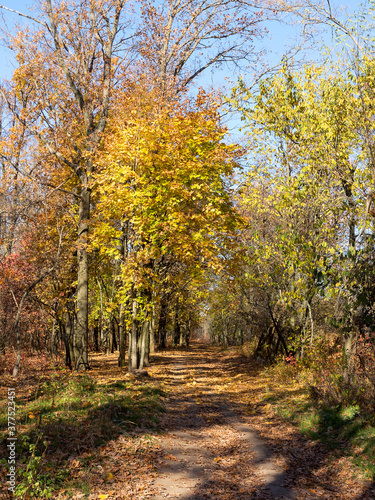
0, 372, 166, 498
260, 365, 375, 481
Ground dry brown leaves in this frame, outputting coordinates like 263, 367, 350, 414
1, 345, 374, 499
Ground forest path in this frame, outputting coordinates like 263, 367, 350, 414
146, 343, 373, 499
151, 347, 294, 499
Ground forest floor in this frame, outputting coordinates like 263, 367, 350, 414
1, 342, 375, 499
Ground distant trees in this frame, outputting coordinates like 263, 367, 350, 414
92, 87, 242, 369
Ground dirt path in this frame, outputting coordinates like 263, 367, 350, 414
152, 359, 294, 499
146, 344, 374, 499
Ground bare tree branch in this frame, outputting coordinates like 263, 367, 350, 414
0, 4, 47, 28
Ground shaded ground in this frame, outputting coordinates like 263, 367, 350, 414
0, 343, 374, 499
147, 344, 375, 499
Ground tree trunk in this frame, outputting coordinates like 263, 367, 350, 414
93, 321, 100, 352
343, 330, 356, 382
128, 328, 132, 372
157, 297, 168, 349
139, 317, 150, 369
104, 321, 110, 355
109, 319, 114, 354
111, 319, 118, 353
186, 317, 191, 348
341, 177, 356, 247
75, 184, 90, 370
173, 302, 180, 346
118, 304, 126, 367
144, 320, 150, 367
97, 278, 104, 350
149, 305, 155, 354
65, 311, 75, 368
130, 298, 138, 371
12, 322, 21, 378
60, 321, 72, 370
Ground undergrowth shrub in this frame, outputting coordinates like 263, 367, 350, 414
282, 333, 375, 416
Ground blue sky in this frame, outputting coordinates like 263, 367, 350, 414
0, 0, 35, 79
0, 0, 366, 82
0, 0, 367, 145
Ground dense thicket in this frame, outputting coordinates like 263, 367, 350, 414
209, 53, 375, 407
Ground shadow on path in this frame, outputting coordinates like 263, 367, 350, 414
150, 345, 375, 499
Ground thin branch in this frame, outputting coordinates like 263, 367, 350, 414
10, 227, 64, 377
0, 4, 47, 28
0, 86, 79, 172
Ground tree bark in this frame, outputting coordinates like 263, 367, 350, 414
65, 311, 75, 369
157, 297, 168, 349
75, 183, 90, 370
118, 304, 126, 367
149, 305, 155, 354
93, 321, 100, 352
130, 298, 138, 371
139, 317, 150, 369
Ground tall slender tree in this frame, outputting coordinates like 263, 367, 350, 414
1, 0, 130, 369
